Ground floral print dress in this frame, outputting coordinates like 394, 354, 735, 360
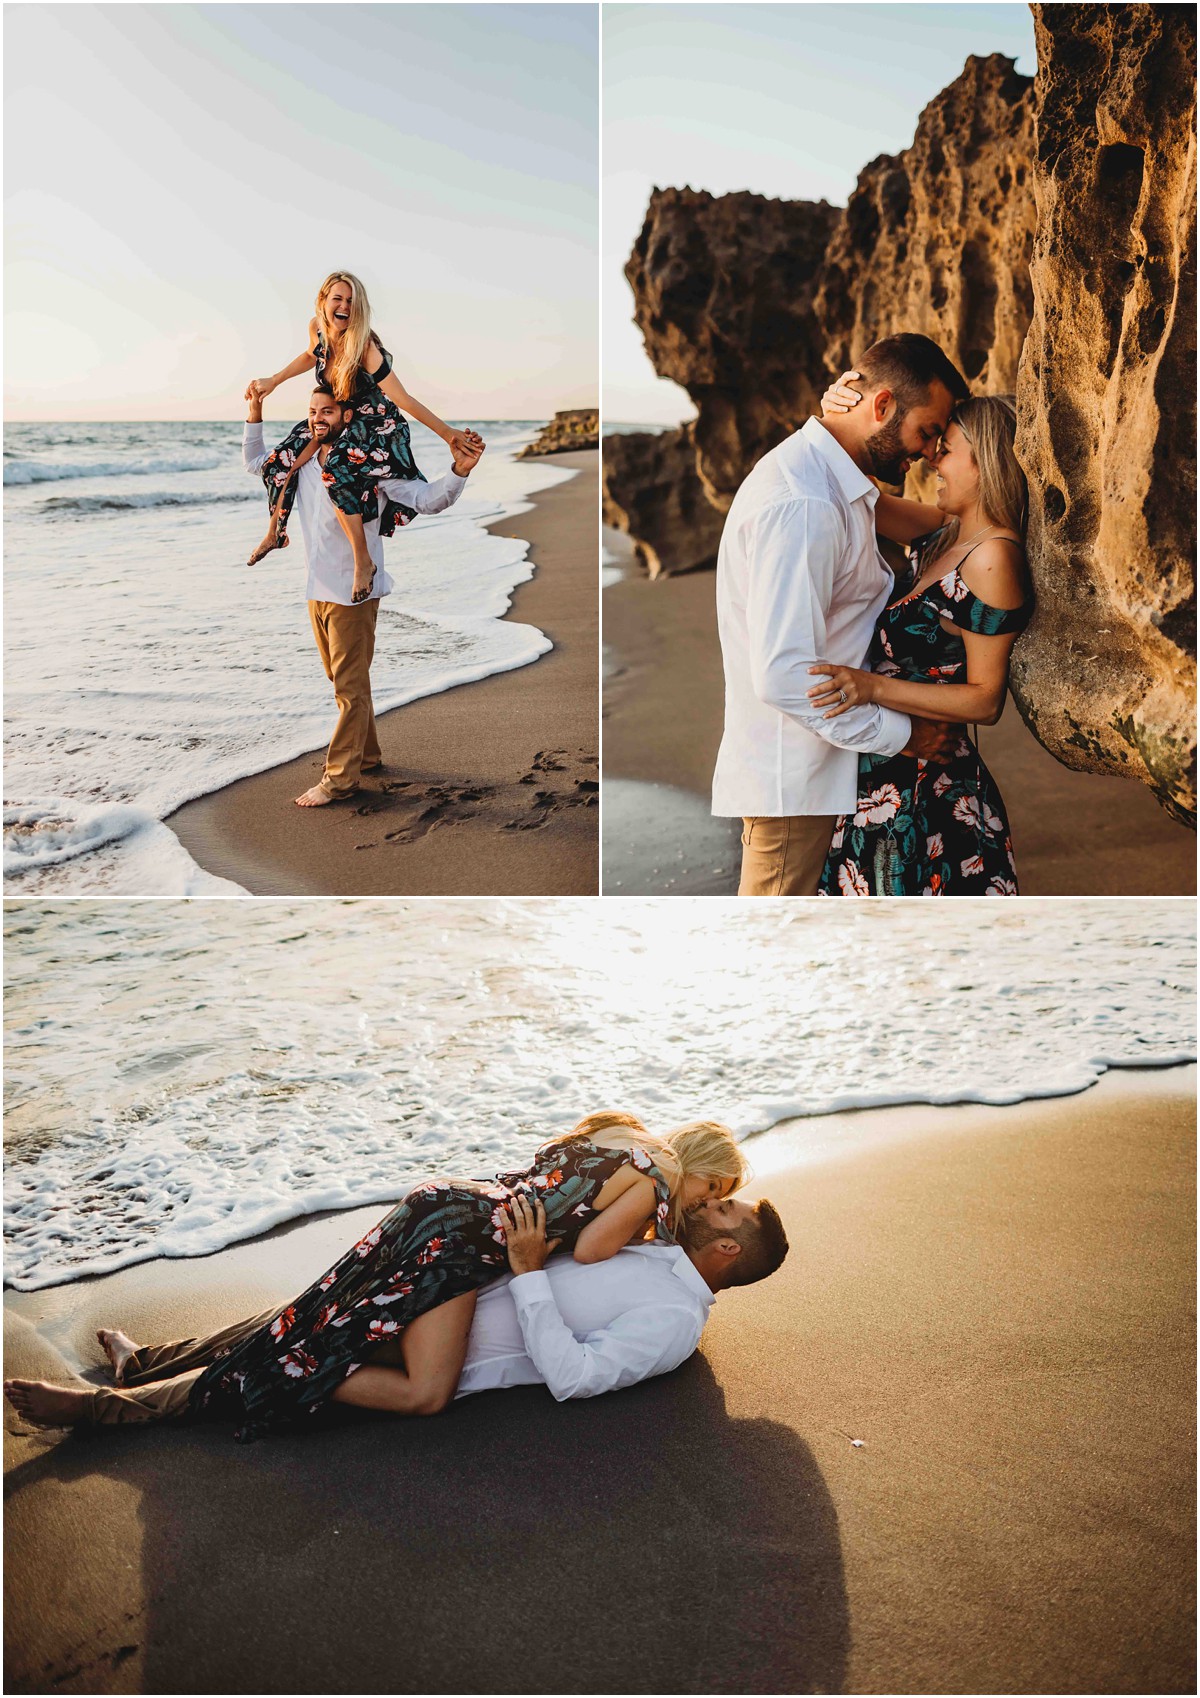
187, 1137, 672, 1442
819, 536, 1032, 897
257, 331, 427, 546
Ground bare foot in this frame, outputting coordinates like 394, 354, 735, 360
4, 1378, 93, 1428
248, 530, 289, 566
295, 785, 336, 807
97, 1327, 140, 1385
351, 560, 377, 604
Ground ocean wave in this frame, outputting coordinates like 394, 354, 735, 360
4, 452, 226, 485
39, 489, 257, 516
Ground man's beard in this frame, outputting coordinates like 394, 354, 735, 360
864, 414, 911, 484
678, 1209, 725, 1251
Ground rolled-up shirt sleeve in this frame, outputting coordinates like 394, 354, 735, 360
745, 497, 912, 757
508, 1271, 702, 1400
243, 421, 267, 476
378, 470, 467, 516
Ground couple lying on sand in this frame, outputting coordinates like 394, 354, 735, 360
243, 268, 486, 809
5, 1115, 786, 1440
713, 332, 1034, 896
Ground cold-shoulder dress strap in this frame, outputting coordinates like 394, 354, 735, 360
365, 333, 393, 385
933, 537, 1033, 636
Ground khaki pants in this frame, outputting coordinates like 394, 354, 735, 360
308, 599, 382, 797
81, 1309, 281, 1425
738, 815, 838, 897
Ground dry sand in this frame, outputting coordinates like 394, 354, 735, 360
4, 1068, 1194, 1695
602, 529, 1197, 896
167, 451, 599, 895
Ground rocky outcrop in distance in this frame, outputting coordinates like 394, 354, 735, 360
1011, 3, 1195, 823
602, 425, 726, 578
613, 16, 1196, 819
517, 409, 598, 457
625, 189, 840, 511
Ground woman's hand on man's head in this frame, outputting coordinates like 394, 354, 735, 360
821, 371, 864, 417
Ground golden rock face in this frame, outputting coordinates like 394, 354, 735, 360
613, 24, 1195, 820
1012, 3, 1196, 823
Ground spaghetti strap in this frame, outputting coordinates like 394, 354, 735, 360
955, 533, 1025, 566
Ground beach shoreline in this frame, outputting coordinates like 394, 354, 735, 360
5, 1066, 1195, 1694
164, 449, 599, 896
602, 527, 1198, 897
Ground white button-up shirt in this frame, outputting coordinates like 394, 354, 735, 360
454, 1242, 715, 1402
243, 422, 467, 607
712, 417, 912, 817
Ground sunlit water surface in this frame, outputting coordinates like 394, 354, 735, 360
5, 900, 1193, 1291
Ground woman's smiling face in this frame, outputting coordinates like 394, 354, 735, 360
934, 421, 979, 513
324, 280, 354, 332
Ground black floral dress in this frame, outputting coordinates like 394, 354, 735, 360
188, 1137, 672, 1442
819, 536, 1032, 897
257, 331, 427, 545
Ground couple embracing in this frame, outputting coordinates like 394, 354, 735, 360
713, 333, 1033, 897
6, 1114, 787, 1438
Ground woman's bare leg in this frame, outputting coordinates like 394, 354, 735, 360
331, 507, 376, 603
330, 1289, 478, 1416
248, 437, 321, 565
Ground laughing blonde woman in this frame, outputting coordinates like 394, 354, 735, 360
245, 271, 482, 601
810, 379, 1033, 896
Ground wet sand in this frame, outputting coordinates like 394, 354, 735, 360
602, 529, 1197, 896
167, 451, 599, 896
4, 1068, 1194, 1695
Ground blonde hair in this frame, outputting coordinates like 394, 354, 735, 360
927, 394, 1028, 566
563, 1111, 749, 1237
315, 271, 374, 403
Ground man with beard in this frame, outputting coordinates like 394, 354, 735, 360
712, 333, 969, 895
244, 384, 483, 808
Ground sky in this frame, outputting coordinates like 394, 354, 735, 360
4, 3, 598, 421
604, 2, 1038, 425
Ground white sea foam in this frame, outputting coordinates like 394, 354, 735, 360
4, 420, 574, 893
4, 900, 1193, 1291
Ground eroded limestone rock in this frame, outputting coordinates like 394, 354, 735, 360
1011, 3, 1196, 822
625, 188, 840, 509
602, 425, 725, 578
517, 409, 598, 457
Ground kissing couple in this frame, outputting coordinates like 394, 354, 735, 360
713, 332, 1033, 897
6, 1114, 787, 1438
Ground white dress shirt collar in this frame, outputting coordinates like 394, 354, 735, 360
796, 416, 878, 508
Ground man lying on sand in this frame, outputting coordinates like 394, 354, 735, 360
5, 1193, 787, 1430
244, 385, 484, 809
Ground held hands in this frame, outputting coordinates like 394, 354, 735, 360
244, 377, 278, 403
503, 1192, 559, 1276
448, 427, 485, 459
808, 662, 875, 718
820, 370, 864, 417
450, 435, 485, 477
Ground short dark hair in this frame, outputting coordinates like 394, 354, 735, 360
725, 1199, 789, 1288
856, 333, 969, 410
311, 382, 352, 409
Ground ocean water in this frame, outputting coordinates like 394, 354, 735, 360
4, 899, 1193, 1292
3, 420, 575, 895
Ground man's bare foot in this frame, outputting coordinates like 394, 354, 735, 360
4, 1378, 93, 1428
295, 785, 336, 807
351, 560, 376, 604
248, 530, 289, 566
97, 1327, 140, 1385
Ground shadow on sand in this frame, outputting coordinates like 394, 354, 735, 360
5, 1353, 848, 1695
